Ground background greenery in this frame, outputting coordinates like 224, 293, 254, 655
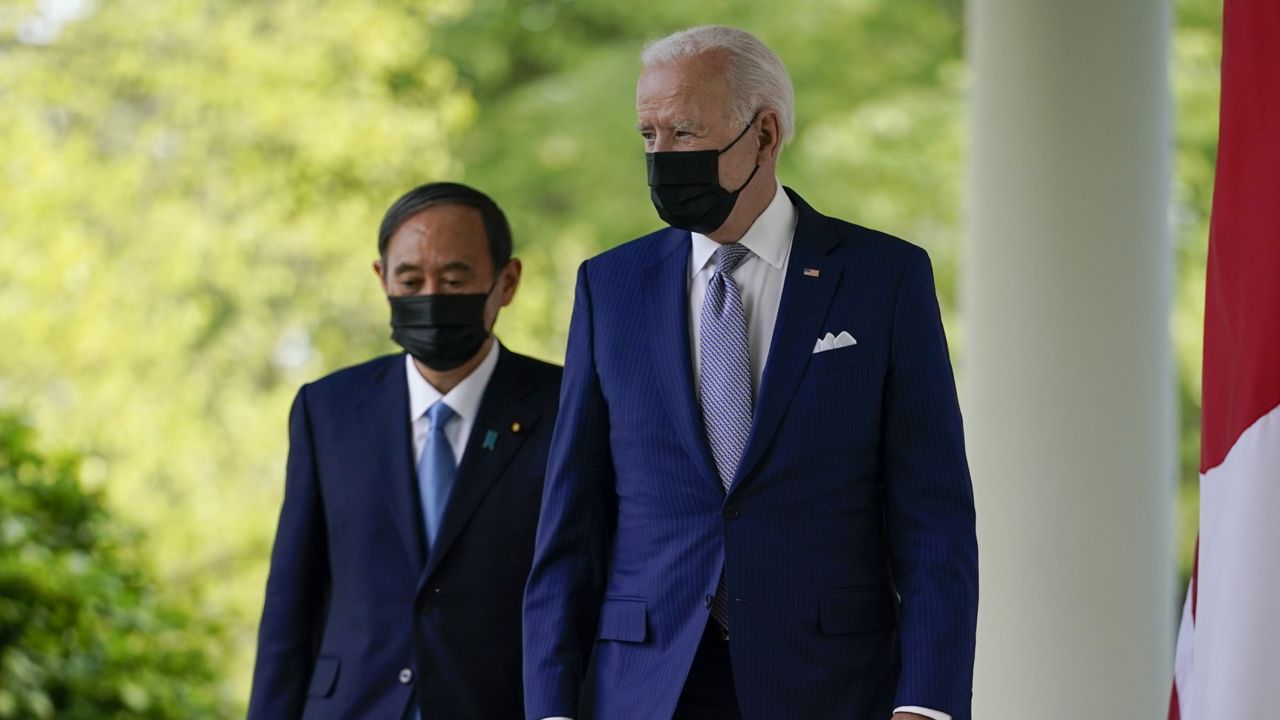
0, 0, 1220, 714
0, 414, 232, 718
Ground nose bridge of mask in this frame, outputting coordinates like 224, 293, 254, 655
646, 150, 720, 185
391, 292, 485, 326
646, 112, 760, 186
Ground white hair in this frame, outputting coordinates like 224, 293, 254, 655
641, 25, 796, 145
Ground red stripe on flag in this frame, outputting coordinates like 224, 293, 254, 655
1199, 0, 1280, 473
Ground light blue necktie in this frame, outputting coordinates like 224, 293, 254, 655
418, 400, 458, 553
698, 242, 754, 631
408, 401, 457, 720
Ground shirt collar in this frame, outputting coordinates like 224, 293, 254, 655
689, 180, 797, 278
405, 339, 501, 425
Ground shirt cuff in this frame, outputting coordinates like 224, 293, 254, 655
894, 707, 951, 720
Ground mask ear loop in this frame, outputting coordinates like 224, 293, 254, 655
717, 110, 762, 156
720, 110, 763, 193
729, 163, 762, 194
481, 258, 515, 341
484, 258, 513, 298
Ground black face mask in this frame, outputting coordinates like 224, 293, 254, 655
389, 282, 496, 372
646, 115, 761, 234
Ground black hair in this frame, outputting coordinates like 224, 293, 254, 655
377, 181, 513, 274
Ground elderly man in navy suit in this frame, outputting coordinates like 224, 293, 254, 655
523, 26, 978, 720
249, 182, 562, 719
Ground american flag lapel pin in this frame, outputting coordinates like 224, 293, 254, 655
803, 267, 821, 278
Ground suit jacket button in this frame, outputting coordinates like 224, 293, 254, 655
723, 504, 740, 520
399, 668, 413, 684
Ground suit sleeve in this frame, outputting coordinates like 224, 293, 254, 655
247, 385, 331, 719
523, 261, 616, 720
881, 248, 979, 719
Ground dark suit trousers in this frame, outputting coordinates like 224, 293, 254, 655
671, 620, 742, 720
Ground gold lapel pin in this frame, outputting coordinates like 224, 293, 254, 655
803, 267, 821, 278
511, 422, 522, 434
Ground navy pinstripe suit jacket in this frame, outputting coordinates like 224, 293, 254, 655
523, 188, 977, 720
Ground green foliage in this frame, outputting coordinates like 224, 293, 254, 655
0, 0, 475, 704
0, 413, 232, 719
1171, 0, 1223, 580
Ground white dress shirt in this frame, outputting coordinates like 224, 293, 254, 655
405, 339, 500, 464
542, 182, 950, 720
689, 180, 795, 396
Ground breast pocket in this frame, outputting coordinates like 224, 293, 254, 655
805, 345, 875, 375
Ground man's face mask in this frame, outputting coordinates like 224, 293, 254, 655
388, 277, 499, 371
646, 114, 761, 234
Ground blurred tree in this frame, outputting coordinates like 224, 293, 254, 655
1170, 0, 1223, 580
0, 412, 231, 719
0, 0, 475, 706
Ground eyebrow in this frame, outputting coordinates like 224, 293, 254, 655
393, 260, 475, 275
634, 119, 705, 133
439, 261, 474, 274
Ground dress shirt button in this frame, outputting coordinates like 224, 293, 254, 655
723, 504, 741, 520
398, 668, 413, 684
704, 594, 713, 609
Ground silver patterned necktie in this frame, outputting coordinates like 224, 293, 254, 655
698, 242, 754, 632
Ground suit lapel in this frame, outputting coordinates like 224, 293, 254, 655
731, 190, 844, 494
358, 357, 426, 570
418, 346, 538, 590
644, 229, 724, 496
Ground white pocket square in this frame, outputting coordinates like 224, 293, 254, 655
812, 331, 857, 354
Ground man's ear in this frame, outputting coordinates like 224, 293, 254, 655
373, 258, 388, 294
498, 258, 523, 307
756, 109, 783, 164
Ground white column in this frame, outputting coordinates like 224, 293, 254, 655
964, 2, 1174, 718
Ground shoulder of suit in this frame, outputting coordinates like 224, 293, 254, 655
496, 349, 563, 414
821, 213, 931, 272
301, 353, 402, 398
583, 226, 674, 273
500, 348, 563, 381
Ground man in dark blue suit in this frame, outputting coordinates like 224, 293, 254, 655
249, 182, 562, 719
523, 26, 977, 720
